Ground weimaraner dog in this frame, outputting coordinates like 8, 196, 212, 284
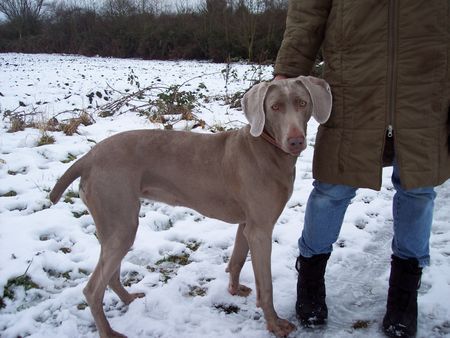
50, 75, 332, 338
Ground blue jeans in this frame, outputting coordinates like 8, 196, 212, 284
299, 162, 436, 267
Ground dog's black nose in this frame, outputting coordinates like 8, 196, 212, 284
288, 137, 305, 148
287, 136, 306, 155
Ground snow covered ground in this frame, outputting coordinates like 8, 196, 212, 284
0, 53, 449, 338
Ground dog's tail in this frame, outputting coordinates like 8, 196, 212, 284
49, 157, 85, 204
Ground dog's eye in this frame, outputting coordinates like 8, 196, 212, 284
298, 100, 307, 107
271, 104, 280, 111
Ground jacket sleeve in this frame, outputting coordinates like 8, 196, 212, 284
274, 0, 332, 77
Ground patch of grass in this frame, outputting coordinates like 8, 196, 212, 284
2, 275, 39, 301
191, 119, 206, 130
77, 302, 88, 310
78, 268, 89, 276
156, 252, 190, 266
8, 116, 25, 132
60, 120, 80, 136
147, 264, 177, 284
61, 153, 77, 164
209, 123, 238, 134
158, 267, 174, 284
1, 190, 17, 197
6, 111, 94, 142
153, 84, 202, 116
210, 124, 226, 133
64, 197, 75, 204
187, 285, 207, 297
214, 303, 240, 314
45, 269, 71, 279
72, 210, 89, 218
37, 132, 55, 146
7, 167, 27, 175
61, 112, 93, 135
98, 110, 113, 118
352, 320, 371, 329
64, 190, 79, 204
147, 248, 196, 285
39, 234, 52, 241
148, 113, 167, 124
123, 271, 143, 287
186, 241, 201, 252
66, 190, 79, 198
59, 247, 72, 254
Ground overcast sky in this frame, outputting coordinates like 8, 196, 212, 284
61, 0, 205, 11
0, 0, 206, 22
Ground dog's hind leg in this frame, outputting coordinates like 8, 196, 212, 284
84, 243, 132, 338
83, 199, 140, 338
109, 267, 145, 305
226, 223, 252, 297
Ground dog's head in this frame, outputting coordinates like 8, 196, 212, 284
242, 75, 332, 156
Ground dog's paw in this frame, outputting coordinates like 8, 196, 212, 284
267, 318, 296, 338
123, 292, 145, 305
228, 284, 252, 297
101, 329, 128, 338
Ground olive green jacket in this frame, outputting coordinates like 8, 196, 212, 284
275, 0, 450, 190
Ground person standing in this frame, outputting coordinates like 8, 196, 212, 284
274, 1, 450, 337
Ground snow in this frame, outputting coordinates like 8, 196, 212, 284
1, 53, 449, 338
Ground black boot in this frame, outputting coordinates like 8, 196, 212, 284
295, 253, 330, 327
383, 255, 422, 338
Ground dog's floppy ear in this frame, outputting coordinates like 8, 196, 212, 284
241, 81, 271, 137
296, 76, 332, 124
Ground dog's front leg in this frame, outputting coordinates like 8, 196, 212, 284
244, 224, 296, 337
226, 223, 252, 296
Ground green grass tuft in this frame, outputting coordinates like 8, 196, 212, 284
2, 275, 39, 301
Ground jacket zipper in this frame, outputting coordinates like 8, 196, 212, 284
378, 0, 398, 186
387, 0, 398, 138
387, 124, 393, 137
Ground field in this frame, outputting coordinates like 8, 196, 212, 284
1, 53, 449, 338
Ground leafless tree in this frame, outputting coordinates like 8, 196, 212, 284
134, 0, 163, 14
0, 0, 44, 21
0, 0, 45, 37
103, 0, 136, 16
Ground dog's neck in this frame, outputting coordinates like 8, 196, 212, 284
260, 129, 290, 155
